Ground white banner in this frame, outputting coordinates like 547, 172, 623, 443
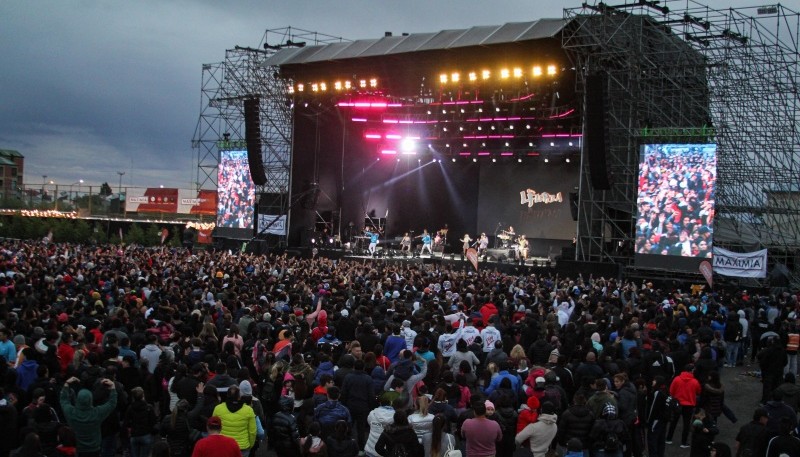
256, 214, 287, 236
712, 247, 767, 278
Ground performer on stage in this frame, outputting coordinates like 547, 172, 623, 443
460, 233, 473, 255
517, 235, 529, 262
420, 229, 433, 255
506, 226, 516, 238
400, 232, 412, 252
365, 229, 380, 256
478, 232, 489, 256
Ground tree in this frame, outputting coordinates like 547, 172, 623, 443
99, 182, 113, 197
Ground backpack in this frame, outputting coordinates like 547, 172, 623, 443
664, 395, 681, 418
604, 429, 620, 451
543, 385, 563, 413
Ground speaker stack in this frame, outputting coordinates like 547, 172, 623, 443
244, 98, 267, 186
585, 74, 611, 190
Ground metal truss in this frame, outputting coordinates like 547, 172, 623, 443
563, 1, 800, 279
192, 27, 345, 247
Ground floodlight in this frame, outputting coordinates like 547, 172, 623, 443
500, 69, 510, 79
533, 66, 543, 77
547, 65, 557, 76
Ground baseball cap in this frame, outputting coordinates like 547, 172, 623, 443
207, 416, 222, 428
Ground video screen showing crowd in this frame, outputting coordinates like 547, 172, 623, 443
634, 144, 717, 258
216, 150, 256, 230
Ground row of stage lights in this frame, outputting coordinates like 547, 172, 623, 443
376, 155, 574, 164
287, 64, 561, 94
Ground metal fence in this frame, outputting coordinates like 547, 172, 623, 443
4, 184, 216, 222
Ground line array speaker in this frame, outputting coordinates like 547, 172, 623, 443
585, 74, 611, 190
244, 98, 267, 186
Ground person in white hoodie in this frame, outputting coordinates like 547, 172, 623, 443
516, 401, 558, 457
139, 334, 162, 374
364, 396, 397, 457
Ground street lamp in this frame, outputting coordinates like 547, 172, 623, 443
40, 175, 47, 206
117, 171, 125, 214
69, 179, 84, 207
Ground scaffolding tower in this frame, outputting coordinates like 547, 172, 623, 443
192, 27, 345, 247
563, 1, 800, 281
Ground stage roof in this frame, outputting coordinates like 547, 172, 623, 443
263, 18, 567, 67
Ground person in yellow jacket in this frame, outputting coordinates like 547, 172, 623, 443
212, 385, 257, 457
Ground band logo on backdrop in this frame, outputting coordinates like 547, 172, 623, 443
520, 189, 564, 207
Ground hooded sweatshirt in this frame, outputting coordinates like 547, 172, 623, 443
60, 387, 118, 453
517, 395, 540, 433
516, 412, 558, 457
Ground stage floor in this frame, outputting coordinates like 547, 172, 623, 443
342, 252, 552, 267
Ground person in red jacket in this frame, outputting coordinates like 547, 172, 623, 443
480, 300, 499, 327
517, 394, 540, 433
666, 365, 702, 448
192, 416, 242, 457
57, 332, 75, 374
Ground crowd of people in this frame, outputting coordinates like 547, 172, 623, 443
0, 239, 798, 457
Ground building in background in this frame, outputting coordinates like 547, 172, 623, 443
0, 149, 24, 200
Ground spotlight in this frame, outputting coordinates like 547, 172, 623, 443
440, 73, 448, 83
452, 158, 456, 162
533, 66, 542, 77
469, 72, 477, 81
492, 158, 497, 163
529, 142, 533, 147
473, 158, 477, 162
500, 69, 510, 79
518, 158, 522, 163
513, 68, 523, 78
547, 65, 557, 76
334, 81, 342, 90
463, 143, 468, 147
320, 82, 327, 91
505, 142, 509, 147
369, 78, 378, 87
344, 80, 352, 89
359, 79, 367, 88
526, 124, 531, 129
544, 158, 549, 163
566, 158, 571, 163
482, 69, 490, 80
445, 143, 450, 148
477, 126, 482, 131
550, 142, 555, 147
451, 72, 460, 83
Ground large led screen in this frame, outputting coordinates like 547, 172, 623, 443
635, 143, 716, 270
216, 150, 256, 238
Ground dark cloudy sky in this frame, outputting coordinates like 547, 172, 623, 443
0, 1, 776, 190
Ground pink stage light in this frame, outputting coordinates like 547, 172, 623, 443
351, 118, 367, 122
401, 150, 417, 155
385, 134, 402, 140
500, 152, 513, 156
365, 133, 382, 140
459, 152, 472, 156
381, 149, 398, 155
548, 108, 576, 119
527, 152, 540, 156
541, 133, 583, 138
383, 119, 399, 124
477, 152, 490, 156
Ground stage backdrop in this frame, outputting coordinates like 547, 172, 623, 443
477, 160, 578, 240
